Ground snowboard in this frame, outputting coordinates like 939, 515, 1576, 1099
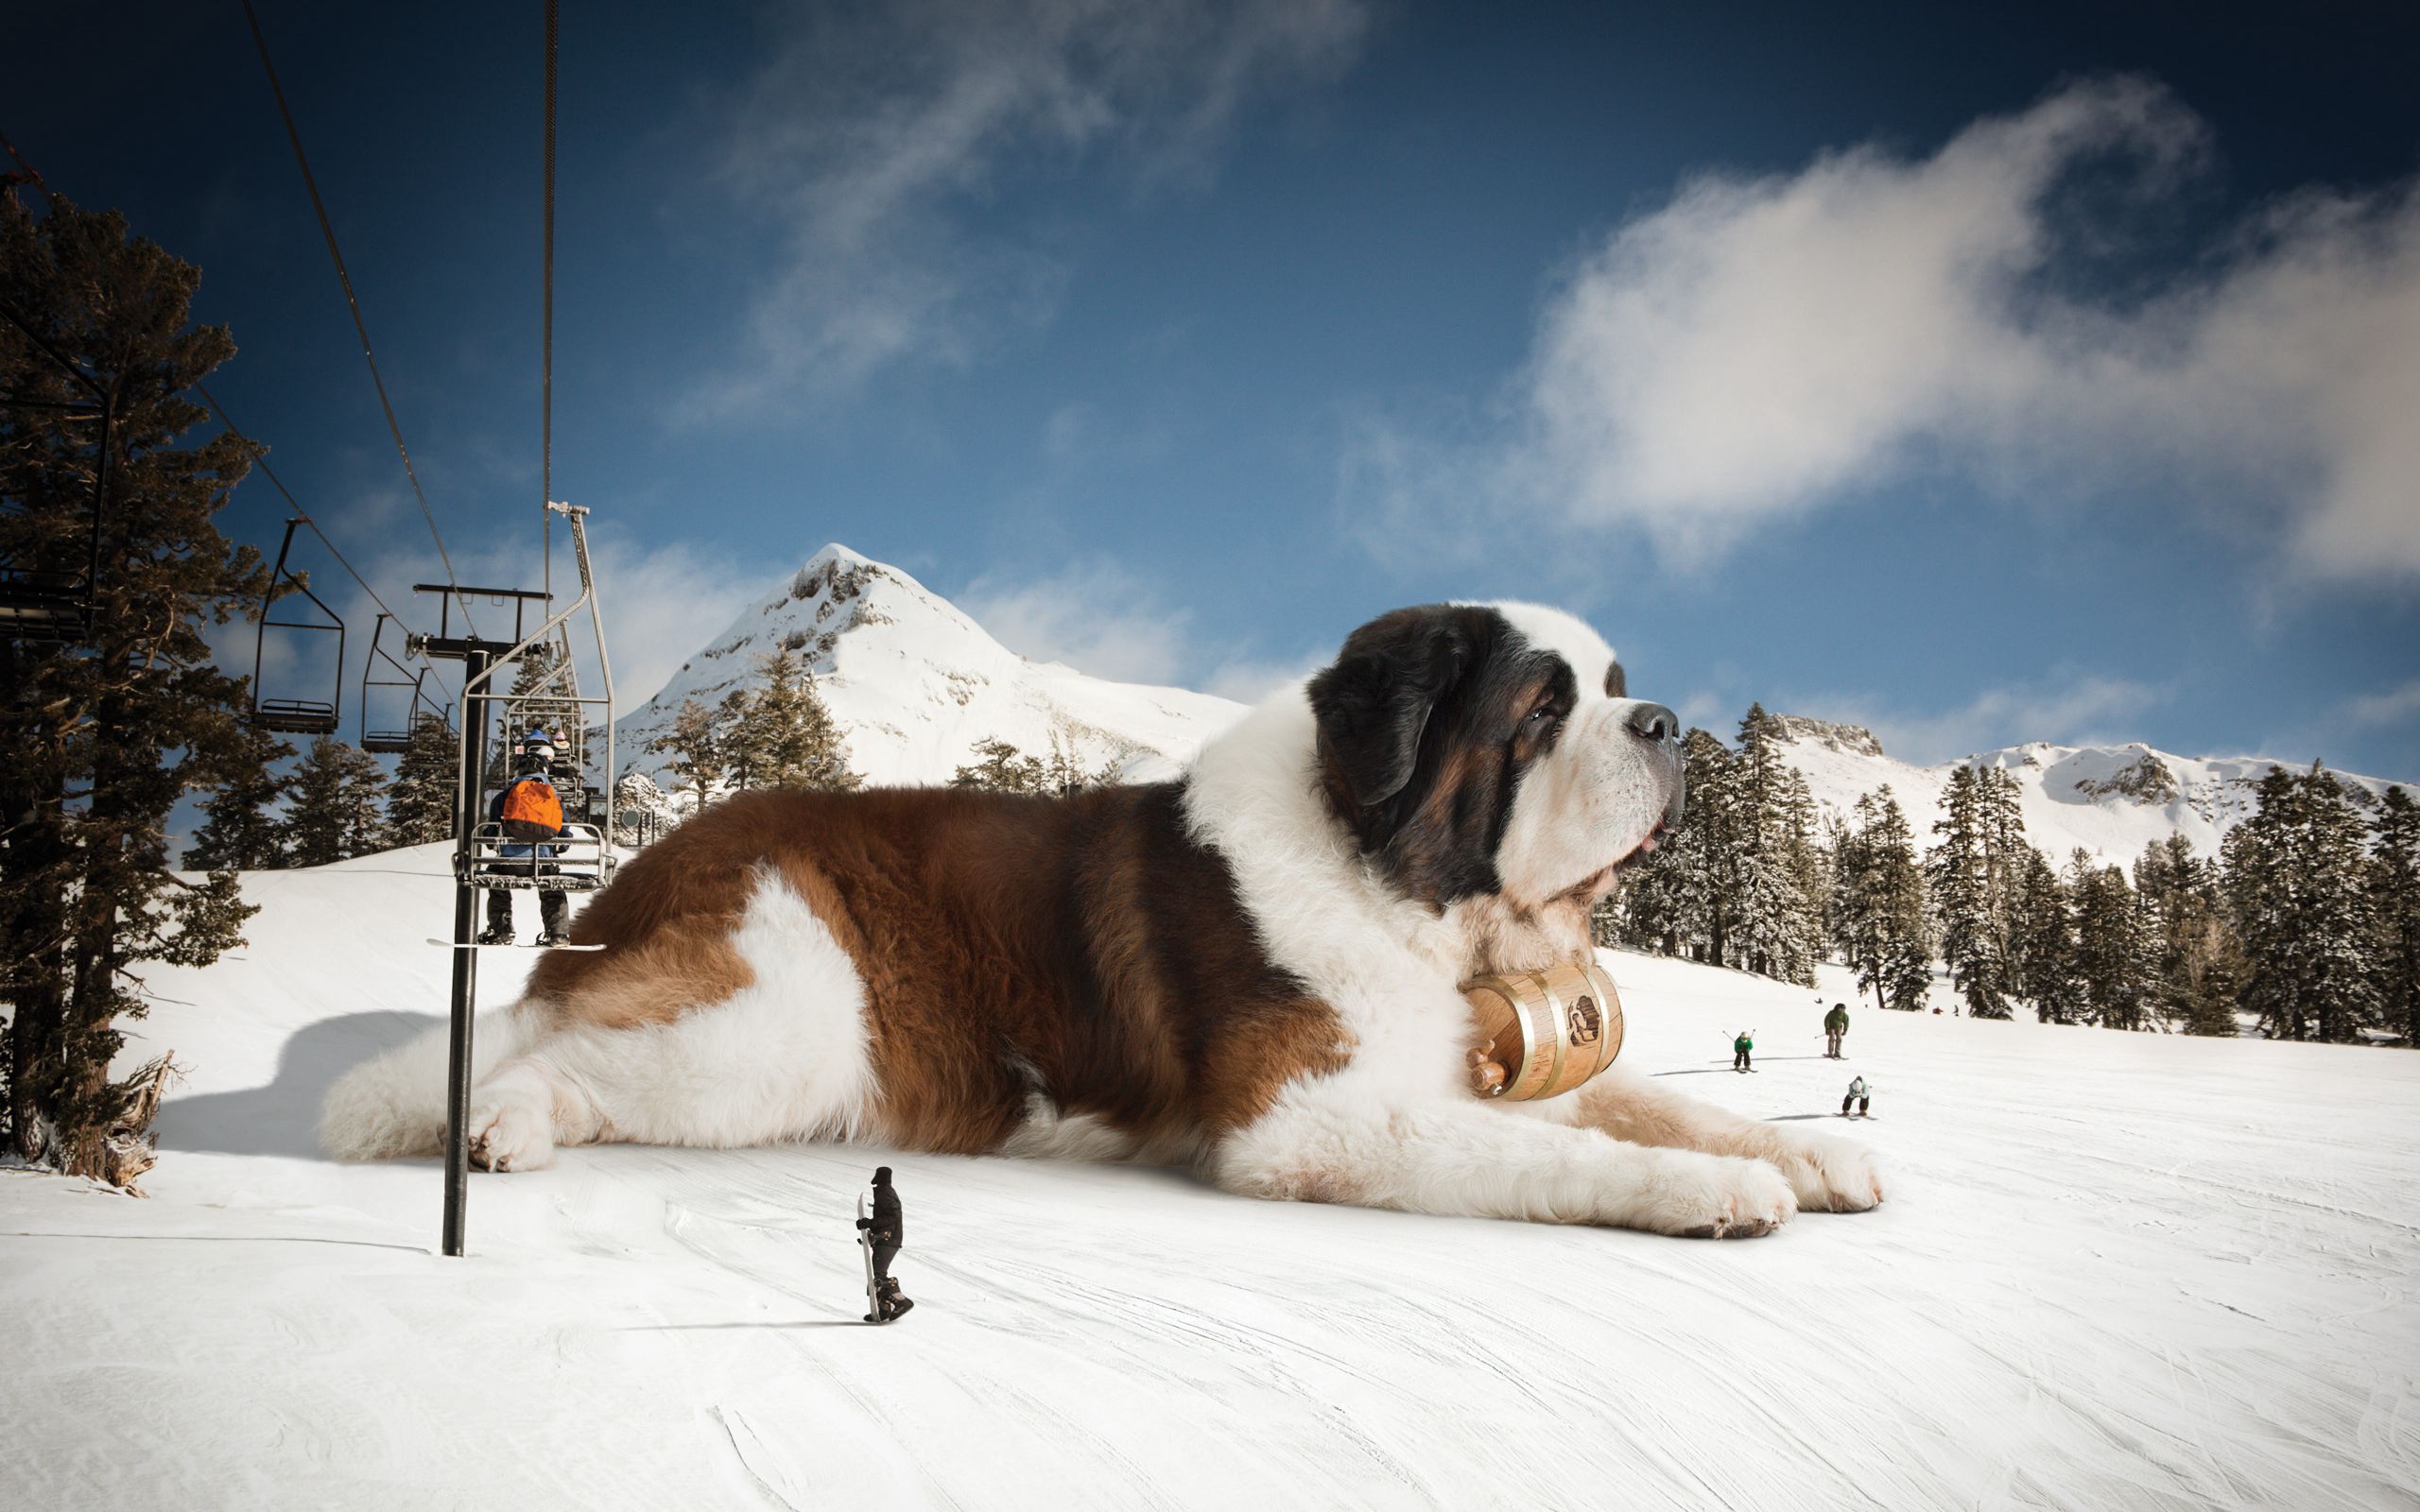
427, 937, 604, 952
857, 1194, 885, 1324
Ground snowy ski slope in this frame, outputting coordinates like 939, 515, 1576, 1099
4, 846, 2415, 1510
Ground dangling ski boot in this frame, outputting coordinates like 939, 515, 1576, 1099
535, 928, 570, 949
476, 923, 513, 946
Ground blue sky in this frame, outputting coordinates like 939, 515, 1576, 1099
10, 1, 2419, 778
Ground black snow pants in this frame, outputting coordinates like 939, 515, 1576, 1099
487, 885, 566, 936
1734, 1048, 1752, 1071
1841, 1093, 1869, 1115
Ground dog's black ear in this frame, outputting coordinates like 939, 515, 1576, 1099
1308, 607, 1482, 809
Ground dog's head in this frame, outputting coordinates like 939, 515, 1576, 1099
1306, 602, 1684, 914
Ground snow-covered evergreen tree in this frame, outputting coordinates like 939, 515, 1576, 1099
2007, 846, 2073, 1022
1604, 727, 1734, 961
2135, 834, 2240, 1037
278, 737, 391, 866
952, 736, 1049, 793
648, 697, 727, 811
2224, 764, 2378, 1042
1830, 786, 1931, 1012
384, 717, 458, 847
1927, 765, 2029, 1019
2067, 851, 2152, 1030
713, 648, 858, 794
1720, 706, 1821, 985
2371, 786, 2420, 1047
183, 726, 294, 870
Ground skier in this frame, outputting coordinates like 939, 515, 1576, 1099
1733, 1029, 1754, 1073
1841, 1075, 1872, 1118
476, 730, 570, 947
1824, 1002, 1850, 1059
855, 1166, 913, 1322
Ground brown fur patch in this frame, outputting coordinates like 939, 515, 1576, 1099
541, 783, 1347, 1157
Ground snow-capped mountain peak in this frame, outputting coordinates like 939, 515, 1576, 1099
612, 545, 1244, 791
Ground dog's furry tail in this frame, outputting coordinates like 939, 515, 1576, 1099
319, 1005, 536, 1160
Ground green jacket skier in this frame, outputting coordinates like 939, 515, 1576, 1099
1824, 1004, 1850, 1058
1733, 1031, 1754, 1073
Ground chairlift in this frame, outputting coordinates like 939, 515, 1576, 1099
360, 611, 447, 752
250, 517, 344, 734
0, 299, 112, 644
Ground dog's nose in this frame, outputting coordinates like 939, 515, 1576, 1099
1625, 702, 1680, 745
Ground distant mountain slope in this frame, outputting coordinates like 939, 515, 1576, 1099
610, 545, 1245, 792
605, 547, 2404, 858
1770, 714, 2406, 865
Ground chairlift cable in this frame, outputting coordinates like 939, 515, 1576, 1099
542, 0, 558, 609
195, 384, 421, 646
236, 0, 479, 639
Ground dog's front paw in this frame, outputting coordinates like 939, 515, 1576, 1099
467, 1098, 555, 1172
1641, 1151, 1797, 1239
1770, 1132, 1885, 1212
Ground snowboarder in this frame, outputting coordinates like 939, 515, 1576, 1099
476, 730, 571, 947
855, 1166, 913, 1322
1841, 1075, 1872, 1118
1824, 1003, 1850, 1059
1733, 1029, 1754, 1073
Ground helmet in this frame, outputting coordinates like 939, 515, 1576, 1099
520, 729, 557, 764
873, 1165, 892, 1184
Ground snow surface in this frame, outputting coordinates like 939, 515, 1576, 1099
6, 844, 2417, 1509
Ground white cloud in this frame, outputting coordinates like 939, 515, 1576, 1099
959, 558, 1195, 686
2346, 679, 2420, 729
682, 0, 1370, 419
1357, 77, 2420, 580
1795, 675, 2166, 766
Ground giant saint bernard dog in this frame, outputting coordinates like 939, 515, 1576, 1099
324, 603, 1883, 1237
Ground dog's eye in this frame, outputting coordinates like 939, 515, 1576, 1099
1525, 706, 1558, 727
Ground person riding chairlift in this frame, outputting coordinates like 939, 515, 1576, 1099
477, 730, 570, 947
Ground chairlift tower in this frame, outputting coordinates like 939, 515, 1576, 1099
410, 500, 616, 1257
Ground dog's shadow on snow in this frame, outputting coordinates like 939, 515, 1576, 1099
156, 1011, 439, 1160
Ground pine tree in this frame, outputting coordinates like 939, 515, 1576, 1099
649, 696, 727, 810
182, 725, 294, 870
952, 736, 1049, 794
1830, 786, 1932, 1011
1927, 765, 2025, 1018
277, 737, 391, 867
2006, 846, 2073, 1022
1604, 727, 1734, 962
1722, 706, 1821, 984
385, 715, 458, 846
2224, 764, 2379, 1042
752, 647, 859, 791
2067, 850, 2152, 1030
2135, 834, 2240, 1037
2371, 786, 2420, 1048
2, 189, 268, 1185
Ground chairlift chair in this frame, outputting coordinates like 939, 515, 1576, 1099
249, 517, 344, 734
361, 610, 444, 752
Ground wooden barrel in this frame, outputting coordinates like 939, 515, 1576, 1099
1461, 959, 1625, 1101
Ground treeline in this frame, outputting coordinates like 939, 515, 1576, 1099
1598, 706, 2420, 1045
646, 644, 859, 806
